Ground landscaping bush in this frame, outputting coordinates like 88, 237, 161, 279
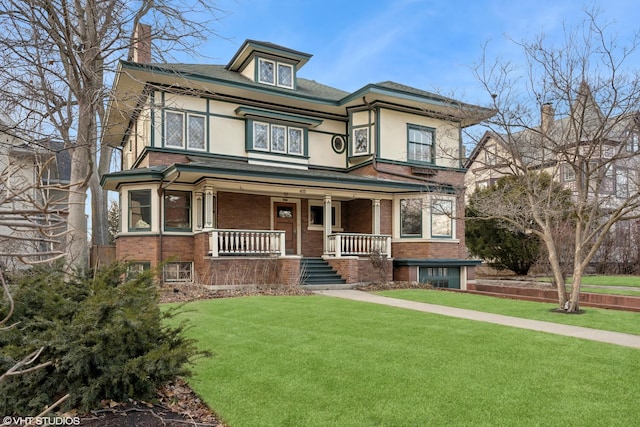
0, 263, 207, 415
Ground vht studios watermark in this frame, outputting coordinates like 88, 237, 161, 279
2, 416, 80, 426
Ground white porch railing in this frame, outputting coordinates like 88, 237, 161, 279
327, 233, 391, 257
209, 229, 286, 257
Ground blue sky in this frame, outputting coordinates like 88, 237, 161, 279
183, 0, 640, 107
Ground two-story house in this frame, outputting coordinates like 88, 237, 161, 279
465, 84, 640, 271
101, 35, 493, 288
0, 116, 70, 268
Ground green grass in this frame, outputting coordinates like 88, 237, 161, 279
377, 289, 640, 335
168, 296, 640, 426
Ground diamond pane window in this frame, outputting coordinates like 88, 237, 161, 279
289, 128, 303, 154
188, 115, 205, 150
258, 58, 275, 85
277, 63, 293, 88
272, 125, 286, 152
254, 122, 269, 150
166, 112, 184, 147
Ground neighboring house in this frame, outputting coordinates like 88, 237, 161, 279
101, 35, 493, 288
0, 118, 70, 268
464, 83, 640, 270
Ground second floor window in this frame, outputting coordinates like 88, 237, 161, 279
408, 125, 435, 163
165, 111, 206, 151
253, 121, 304, 155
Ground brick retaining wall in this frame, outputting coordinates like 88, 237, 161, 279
467, 282, 640, 312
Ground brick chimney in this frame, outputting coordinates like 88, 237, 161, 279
130, 23, 151, 63
541, 102, 554, 134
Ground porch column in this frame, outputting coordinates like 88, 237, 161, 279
372, 199, 381, 235
323, 195, 332, 255
194, 192, 203, 230
204, 185, 215, 230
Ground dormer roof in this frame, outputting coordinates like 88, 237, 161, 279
226, 39, 312, 72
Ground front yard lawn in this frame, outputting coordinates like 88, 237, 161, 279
377, 289, 640, 335
168, 295, 640, 426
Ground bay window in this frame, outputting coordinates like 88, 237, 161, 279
129, 190, 151, 231
164, 190, 191, 231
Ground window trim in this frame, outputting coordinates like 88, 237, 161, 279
257, 57, 295, 89
163, 190, 192, 232
126, 262, 151, 280
163, 262, 193, 283
307, 200, 342, 231
407, 124, 435, 164
352, 127, 370, 156
128, 189, 152, 232
430, 198, 454, 238
250, 120, 306, 156
165, 111, 185, 149
164, 110, 208, 151
257, 58, 276, 85
400, 198, 422, 238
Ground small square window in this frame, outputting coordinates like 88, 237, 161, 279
127, 262, 150, 280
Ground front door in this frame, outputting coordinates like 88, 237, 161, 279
274, 202, 297, 254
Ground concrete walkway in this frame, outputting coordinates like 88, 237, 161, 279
314, 290, 640, 350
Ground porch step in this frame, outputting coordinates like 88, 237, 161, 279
301, 258, 347, 286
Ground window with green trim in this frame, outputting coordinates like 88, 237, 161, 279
164, 190, 191, 231
408, 124, 434, 163
165, 111, 206, 151
252, 121, 304, 155
258, 57, 294, 89
400, 198, 422, 237
129, 190, 151, 231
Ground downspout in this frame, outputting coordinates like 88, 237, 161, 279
157, 171, 181, 278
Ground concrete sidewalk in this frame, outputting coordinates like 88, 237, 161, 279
314, 289, 640, 349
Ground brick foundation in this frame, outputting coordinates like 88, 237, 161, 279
325, 257, 393, 284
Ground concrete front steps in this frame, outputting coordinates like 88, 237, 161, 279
300, 257, 353, 290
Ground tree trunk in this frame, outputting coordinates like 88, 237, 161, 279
542, 232, 567, 309
65, 145, 90, 271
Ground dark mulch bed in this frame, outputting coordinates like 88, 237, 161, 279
80, 378, 224, 427
159, 283, 311, 304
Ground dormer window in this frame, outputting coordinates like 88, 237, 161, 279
258, 57, 294, 89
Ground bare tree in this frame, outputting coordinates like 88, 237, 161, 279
469, 9, 640, 312
0, 0, 224, 270
0, 123, 68, 267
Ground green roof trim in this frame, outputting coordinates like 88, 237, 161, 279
235, 106, 323, 127
394, 259, 482, 267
